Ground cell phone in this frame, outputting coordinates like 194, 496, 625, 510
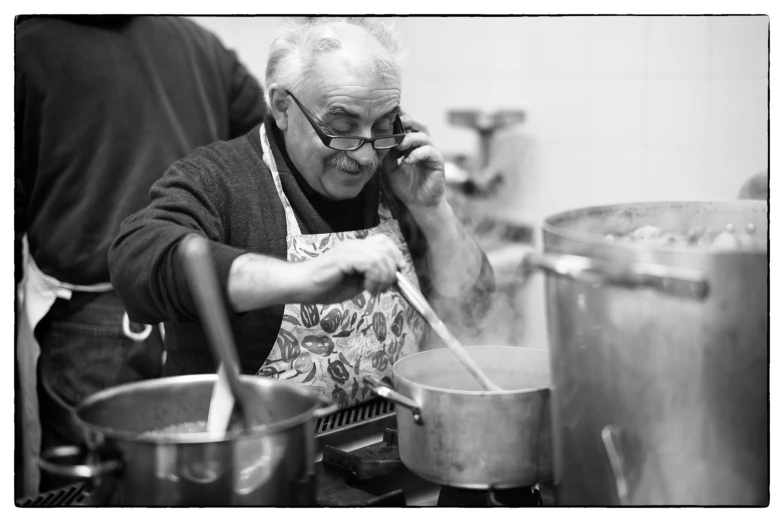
381, 112, 412, 170
394, 113, 407, 135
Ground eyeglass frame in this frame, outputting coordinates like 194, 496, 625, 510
285, 90, 407, 152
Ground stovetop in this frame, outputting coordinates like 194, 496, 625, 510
318, 427, 546, 507
17, 398, 553, 507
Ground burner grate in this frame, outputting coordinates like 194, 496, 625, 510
315, 398, 395, 435
16, 482, 87, 507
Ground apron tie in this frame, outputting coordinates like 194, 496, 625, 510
122, 312, 153, 342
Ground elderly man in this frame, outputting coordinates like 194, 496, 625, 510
109, 18, 494, 408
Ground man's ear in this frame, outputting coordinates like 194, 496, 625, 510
267, 84, 290, 131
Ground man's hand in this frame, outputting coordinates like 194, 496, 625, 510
381, 111, 486, 299
382, 112, 446, 210
227, 235, 405, 312
298, 235, 406, 303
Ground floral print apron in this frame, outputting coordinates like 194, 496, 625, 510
256, 125, 426, 409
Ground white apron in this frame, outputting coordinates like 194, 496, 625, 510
256, 125, 426, 409
15, 236, 159, 495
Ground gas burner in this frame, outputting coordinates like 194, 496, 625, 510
437, 485, 542, 507
320, 428, 545, 507
318, 428, 436, 506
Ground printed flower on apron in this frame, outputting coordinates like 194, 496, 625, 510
371, 312, 387, 343
390, 310, 405, 337
256, 124, 426, 409
258, 366, 279, 379
327, 356, 351, 385
301, 335, 335, 356
371, 349, 389, 372
300, 304, 320, 328
282, 313, 300, 326
319, 309, 343, 334
332, 383, 349, 410
387, 338, 399, 362
292, 353, 317, 382
276, 330, 301, 362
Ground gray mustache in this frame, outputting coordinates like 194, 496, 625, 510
326, 153, 381, 174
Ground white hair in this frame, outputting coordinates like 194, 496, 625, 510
264, 17, 406, 107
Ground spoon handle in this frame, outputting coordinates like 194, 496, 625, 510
395, 272, 503, 392
179, 234, 262, 428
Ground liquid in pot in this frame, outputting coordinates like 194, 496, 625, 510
395, 346, 550, 392
136, 420, 241, 440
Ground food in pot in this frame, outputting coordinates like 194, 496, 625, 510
136, 420, 240, 440
137, 421, 208, 439
604, 224, 766, 251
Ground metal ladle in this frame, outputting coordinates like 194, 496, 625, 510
180, 234, 271, 431
395, 271, 504, 392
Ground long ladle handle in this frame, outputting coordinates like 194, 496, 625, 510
179, 234, 258, 429
395, 272, 503, 392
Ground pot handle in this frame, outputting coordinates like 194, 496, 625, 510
521, 251, 709, 300
312, 394, 340, 418
363, 376, 424, 425
39, 445, 122, 479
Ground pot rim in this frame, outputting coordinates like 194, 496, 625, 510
392, 345, 550, 396
74, 374, 322, 444
541, 200, 768, 257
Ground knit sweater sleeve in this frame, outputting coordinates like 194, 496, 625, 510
109, 144, 247, 324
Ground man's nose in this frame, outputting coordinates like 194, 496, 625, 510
346, 141, 377, 167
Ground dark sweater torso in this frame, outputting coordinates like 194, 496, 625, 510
15, 16, 266, 284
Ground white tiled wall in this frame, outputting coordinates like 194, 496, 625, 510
192, 15, 769, 350
396, 16, 767, 225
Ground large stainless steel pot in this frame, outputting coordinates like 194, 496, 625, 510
366, 345, 552, 489
39, 374, 337, 506
522, 201, 768, 506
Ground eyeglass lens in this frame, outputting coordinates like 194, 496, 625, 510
329, 135, 404, 151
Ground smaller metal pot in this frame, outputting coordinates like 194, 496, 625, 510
366, 346, 551, 489
39, 375, 337, 506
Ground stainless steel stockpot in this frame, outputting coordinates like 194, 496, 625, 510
367, 345, 552, 489
40, 374, 337, 506
523, 201, 768, 505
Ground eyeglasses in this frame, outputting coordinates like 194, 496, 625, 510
286, 90, 406, 151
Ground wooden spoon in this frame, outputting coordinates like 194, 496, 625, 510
179, 235, 272, 431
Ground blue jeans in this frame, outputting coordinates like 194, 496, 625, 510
35, 290, 164, 492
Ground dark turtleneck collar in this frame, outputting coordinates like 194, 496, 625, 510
266, 117, 380, 234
